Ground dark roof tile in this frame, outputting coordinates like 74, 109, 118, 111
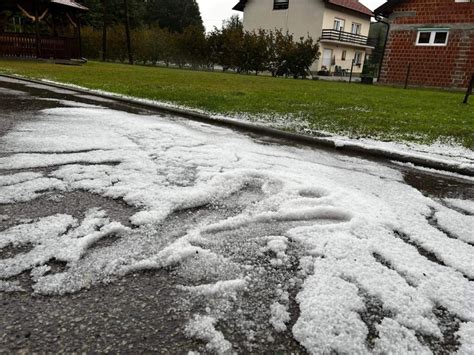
233, 0, 372, 17
325, 0, 373, 16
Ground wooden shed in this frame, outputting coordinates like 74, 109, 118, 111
0, 0, 88, 60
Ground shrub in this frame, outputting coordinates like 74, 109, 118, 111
80, 16, 320, 79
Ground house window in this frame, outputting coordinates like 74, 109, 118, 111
341, 50, 346, 61
333, 18, 345, 31
354, 52, 362, 65
273, 0, 289, 10
416, 29, 449, 46
351, 23, 361, 35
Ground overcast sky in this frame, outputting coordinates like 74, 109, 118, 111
196, 0, 387, 32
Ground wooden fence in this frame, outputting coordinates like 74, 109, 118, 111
0, 32, 80, 60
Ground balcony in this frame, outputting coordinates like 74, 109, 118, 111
320, 29, 376, 48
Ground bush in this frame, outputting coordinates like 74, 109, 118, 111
81, 16, 320, 79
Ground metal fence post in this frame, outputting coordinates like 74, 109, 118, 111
463, 74, 474, 104
349, 59, 354, 84
404, 63, 411, 89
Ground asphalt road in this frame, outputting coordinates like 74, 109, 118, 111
0, 77, 473, 354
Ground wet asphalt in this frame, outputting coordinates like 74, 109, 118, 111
0, 80, 201, 353
0, 77, 473, 353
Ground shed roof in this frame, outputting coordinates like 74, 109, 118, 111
0, 0, 88, 11
233, 0, 372, 17
50, 0, 88, 11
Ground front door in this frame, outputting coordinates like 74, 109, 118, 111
322, 48, 333, 69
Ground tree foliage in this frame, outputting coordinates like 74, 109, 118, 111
81, 0, 203, 32
144, 0, 204, 33
82, 15, 320, 79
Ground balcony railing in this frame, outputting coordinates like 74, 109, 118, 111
320, 29, 377, 47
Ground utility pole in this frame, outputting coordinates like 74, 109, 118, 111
123, 0, 133, 64
102, 0, 107, 61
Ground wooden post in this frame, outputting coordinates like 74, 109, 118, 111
404, 63, 411, 89
77, 14, 82, 58
463, 74, 474, 104
34, 0, 40, 58
123, 0, 133, 65
102, 0, 107, 61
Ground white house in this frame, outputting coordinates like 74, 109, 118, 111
233, 0, 374, 74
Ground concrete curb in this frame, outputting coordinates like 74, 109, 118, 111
2, 73, 473, 177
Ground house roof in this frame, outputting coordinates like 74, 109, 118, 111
232, 0, 247, 11
325, 0, 372, 17
373, 0, 403, 17
233, 0, 372, 17
50, 0, 89, 11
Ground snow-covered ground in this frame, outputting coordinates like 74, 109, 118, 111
0, 81, 473, 354
29, 77, 474, 172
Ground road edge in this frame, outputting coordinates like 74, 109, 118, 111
1, 73, 473, 177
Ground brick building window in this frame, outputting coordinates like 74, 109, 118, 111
416, 30, 449, 46
273, 0, 289, 10
341, 50, 347, 60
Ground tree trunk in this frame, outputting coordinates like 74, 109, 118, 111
123, 0, 133, 65
102, 0, 107, 61
34, 0, 40, 58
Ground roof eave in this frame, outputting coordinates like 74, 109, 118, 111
323, 0, 373, 18
232, 0, 247, 12
50, 0, 89, 11
373, 0, 402, 17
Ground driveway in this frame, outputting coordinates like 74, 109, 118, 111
0, 77, 473, 354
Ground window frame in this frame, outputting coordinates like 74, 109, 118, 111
351, 22, 362, 35
333, 18, 345, 32
353, 52, 362, 66
341, 50, 347, 61
416, 29, 450, 46
273, 0, 289, 10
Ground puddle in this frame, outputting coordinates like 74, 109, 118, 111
403, 169, 474, 199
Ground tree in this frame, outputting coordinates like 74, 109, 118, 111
144, 0, 204, 33
271, 30, 319, 79
123, 0, 133, 64
82, 0, 147, 29
240, 29, 271, 75
208, 15, 244, 72
179, 25, 208, 68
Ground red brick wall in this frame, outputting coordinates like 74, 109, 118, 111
380, 29, 473, 88
379, 0, 474, 88
390, 0, 474, 24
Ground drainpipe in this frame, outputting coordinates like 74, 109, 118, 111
375, 15, 390, 82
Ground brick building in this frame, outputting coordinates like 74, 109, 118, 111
374, 0, 474, 88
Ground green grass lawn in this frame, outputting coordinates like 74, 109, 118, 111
1, 59, 472, 149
